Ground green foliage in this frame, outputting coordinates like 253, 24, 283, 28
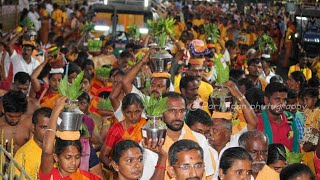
58, 71, 84, 100
88, 39, 103, 52
20, 18, 34, 28
142, 94, 168, 116
127, 25, 140, 41
277, 147, 303, 164
204, 23, 220, 43
81, 22, 95, 34
258, 34, 277, 53
213, 55, 229, 85
147, 18, 175, 47
80, 124, 90, 138
97, 98, 113, 111
96, 67, 112, 78
144, 117, 167, 129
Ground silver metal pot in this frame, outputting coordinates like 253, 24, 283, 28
58, 109, 83, 131
58, 100, 84, 131
142, 116, 167, 144
133, 76, 145, 89
150, 48, 173, 72
142, 128, 167, 141
210, 86, 235, 112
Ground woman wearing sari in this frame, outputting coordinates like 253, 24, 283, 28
99, 93, 146, 168
40, 96, 101, 179
38, 4, 50, 45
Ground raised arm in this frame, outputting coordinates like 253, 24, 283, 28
316, 131, 320, 158
109, 81, 123, 111
143, 139, 167, 180
31, 59, 48, 93
122, 50, 150, 94
7, 30, 24, 56
224, 81, 257, 130
40, 96, 68, 174
217, 38, 226, 55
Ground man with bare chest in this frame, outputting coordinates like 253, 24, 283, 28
0, 90, 33, 154
11, 72, 40, 115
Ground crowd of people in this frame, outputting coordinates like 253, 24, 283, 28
0, 0, 320, 179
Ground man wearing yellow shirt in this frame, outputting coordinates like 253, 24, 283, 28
174, 58, 213, 114
173, 16, 185, 40
192, 14, 205, 27
14, 107, 52, 179
283, 21, 296, 68
51, 4, 67, 35
288, 58, 312, 81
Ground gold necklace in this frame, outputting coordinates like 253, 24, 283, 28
58, 168, 64, 178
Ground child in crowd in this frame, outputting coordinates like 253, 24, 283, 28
301, 88, 320, 173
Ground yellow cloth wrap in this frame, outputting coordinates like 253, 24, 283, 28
152, 72, 171, 78
189, 58, 205, 65
22, 40, 36, 47
211, 112, 233, 120
56, 130, 81, 140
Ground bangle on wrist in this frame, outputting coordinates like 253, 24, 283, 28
237, 95, 246, 102
155, 164, 166, 170
44, 128, 56, 134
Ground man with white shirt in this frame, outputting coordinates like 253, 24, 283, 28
0, 42, 10, 80
220, 40, 236, 67
261, 57, 275, 84
27, 5, 41, 32
19, 0, 29, 12
10, 41, 40, 77
208, 81, 257, 179
141, 92, 214, 180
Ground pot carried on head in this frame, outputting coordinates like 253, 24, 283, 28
210, 85, 236, 113
58, 100, 84, 131
150, 47, 173, 73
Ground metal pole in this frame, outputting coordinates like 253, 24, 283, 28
111, 5, 118, 43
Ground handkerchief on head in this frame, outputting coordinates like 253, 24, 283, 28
49, 68, 64, 74
189, 39, 210, 56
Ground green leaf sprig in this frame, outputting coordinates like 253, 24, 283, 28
127, 24, 140, 41
147, 18, 175, 47
258, 34, 277, 53
277, 147, 303, 164
82, 22, 95, 34
97, 98, 113, 111
142, 94, 168, 116
58, 71, 84, 100
204, 23, 220, 44
213, 54, 229, 85
20, 18, 34, 28
96, 67, 112, 78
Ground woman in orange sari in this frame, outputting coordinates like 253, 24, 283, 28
38, 4, 50, 45
99, 93, 146, 168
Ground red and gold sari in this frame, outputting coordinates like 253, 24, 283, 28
39, 168, 101, 180
104, 118, 146, 149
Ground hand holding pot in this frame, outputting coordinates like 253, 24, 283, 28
143, 138, 167, 157
223, 80, 243, 99
53, 96, 68, 114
